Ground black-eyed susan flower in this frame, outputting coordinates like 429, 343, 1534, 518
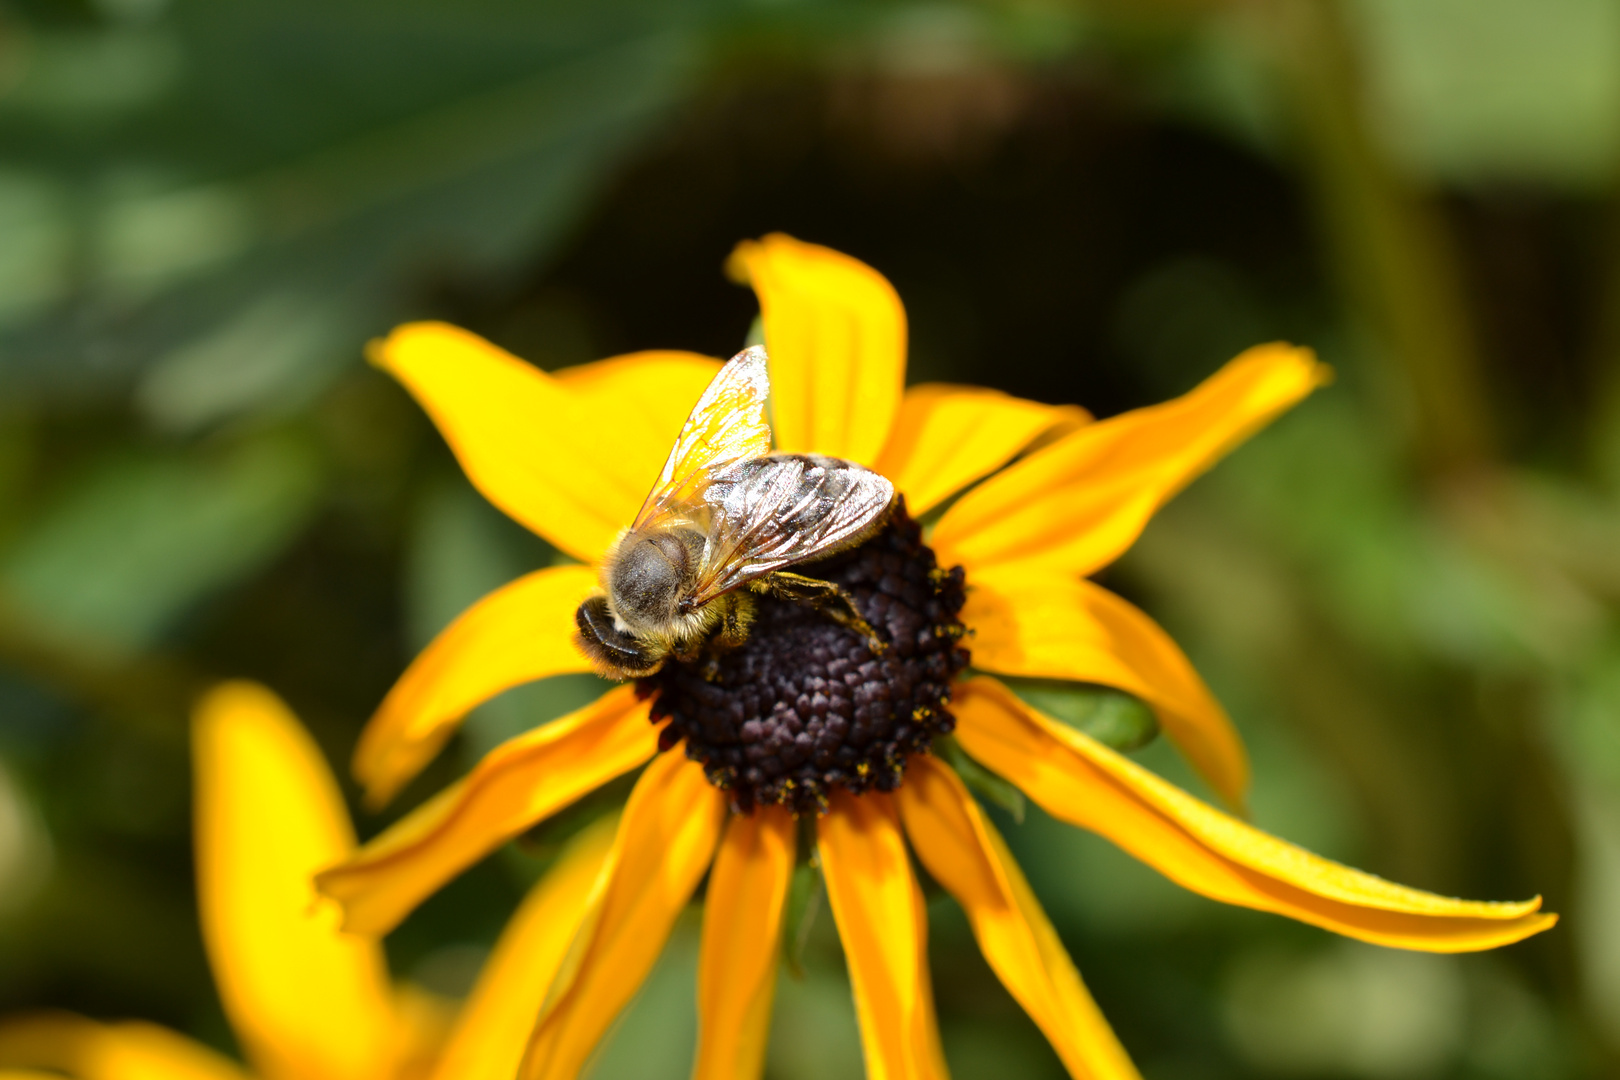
316, 235, 1556, 1080
0, 681, 615, 1080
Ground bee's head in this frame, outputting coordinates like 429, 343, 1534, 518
606, 527, 704, 635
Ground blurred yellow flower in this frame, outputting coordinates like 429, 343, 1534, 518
0, 681, 614, 1080
317, 234, 1556, 1080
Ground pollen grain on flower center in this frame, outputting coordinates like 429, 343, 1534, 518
640, 501, 970, 816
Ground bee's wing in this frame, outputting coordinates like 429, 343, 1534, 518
632, 346, 773, 533
690, 453, 895, 604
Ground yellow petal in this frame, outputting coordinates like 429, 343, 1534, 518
727, 235, 905, 465
816, 791, 949, 1080
962, 568, 1249, 810
317, 686, 656, 936
952, 678, 1558, 951
874, 385, 1090, 517
521, 753, 726, 1080
352, 563, 600, 808
898, 757, 1141, 1080
193, 682, 400, 1080
427, 814, 619, 1080
694, 806, 796, 1080
0, 1013, 251, 1080
932, 344, 1330, 576
371, 323, 718, 563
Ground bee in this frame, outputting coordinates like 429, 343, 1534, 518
574, 345, 895, 680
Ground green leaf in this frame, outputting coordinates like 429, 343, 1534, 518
0, 432, 322, 655
998, 677, 1160, 752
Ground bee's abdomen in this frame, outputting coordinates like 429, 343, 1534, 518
640, 497, 968, 816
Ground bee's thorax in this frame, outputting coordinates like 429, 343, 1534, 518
604, 526, 707, 638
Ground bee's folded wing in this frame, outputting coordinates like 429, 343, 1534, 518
693, 454, 895, 603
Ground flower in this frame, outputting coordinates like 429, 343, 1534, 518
316, 235, 1556, 1080
0, 681, 615, 1080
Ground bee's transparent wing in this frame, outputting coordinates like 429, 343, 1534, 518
691, 453, 895, 604
631, 346, 773, 533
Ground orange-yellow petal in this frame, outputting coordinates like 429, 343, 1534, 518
952, 678, 1557, 951
932, 344, 1330, 576
694, 806, 796, 1080
727, 235, 905, 465
873, 384, 1089, 517
962, 568, 1248, 810
0, 1013, 252, 1080
371, 323, 717, 563
352, 563, 600, 808
816, 791, 948, 1080
316, 686, 656, 936
898, 757, 1141, 1080
427, 814, 619, 1080
521, 753, 726, 1080
193, 683, 399, 1080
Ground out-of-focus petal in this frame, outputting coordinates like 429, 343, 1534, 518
521, 753, 726, 1080
0, 1013, 251, 1080
874, 385, 1089, 517
694, 806, 796, 1080
962, 569, 1248, 809
427, 815, 618, 1080
352, 563, 600, 808
727, 235, 905, 465
952, 679, 1558, 951
816, 791, 948, 1080
932, 344, 1330, 576
898, 757, 1141, 1080
371, 323, 716, 562
316, 686, 655, 936
193, 682, 399, 1080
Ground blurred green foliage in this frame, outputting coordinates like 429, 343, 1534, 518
2, 0, 1620, 1077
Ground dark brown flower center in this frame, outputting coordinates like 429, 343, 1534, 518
639, 500, 969, 815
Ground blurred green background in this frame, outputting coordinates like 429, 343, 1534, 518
2, 0, 1619, 1076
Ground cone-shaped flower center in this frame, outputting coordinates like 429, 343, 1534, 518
641, 501, 970, 815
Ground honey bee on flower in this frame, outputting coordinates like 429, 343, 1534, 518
574, 343, 898, 683
317, 235, 1555, 1080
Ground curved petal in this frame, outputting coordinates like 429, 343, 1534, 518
727, 235, 905, 465
952, 678, 1557, 951
962, 568, 1248, 810
694, 806, 796, 1080
316, 686, 656, 936
427, 814, 619, 1080
193, 683, 399, 1080
0, 1013, 251, 1080
874, 385, 1090, 517
898, 757, 1141, 1080
932, 344, 1330, 576
371, 323, 717, 562
521, 753, 726, 1080
353, 563, 601, 808
816, 791, 948, 1080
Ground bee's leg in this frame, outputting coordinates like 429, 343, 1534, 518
755, 572, 887, 655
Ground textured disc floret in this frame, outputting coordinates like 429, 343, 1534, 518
640, 501, 969, 815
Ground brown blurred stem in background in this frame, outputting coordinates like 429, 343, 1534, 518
1261, 0, 1495, 476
